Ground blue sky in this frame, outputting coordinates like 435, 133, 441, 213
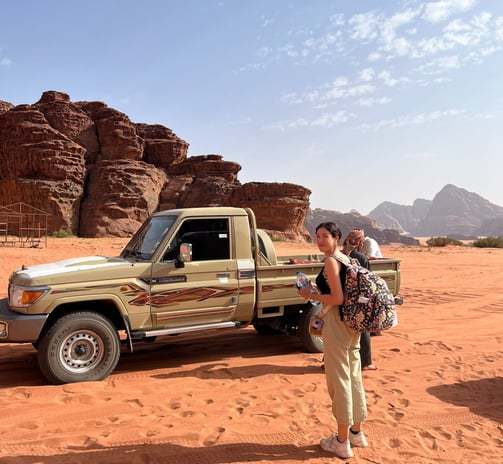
1, 0, 502, 214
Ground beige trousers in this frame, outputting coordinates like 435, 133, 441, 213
322, 305, 368, 425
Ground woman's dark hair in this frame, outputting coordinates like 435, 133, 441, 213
316, 222, 341, 239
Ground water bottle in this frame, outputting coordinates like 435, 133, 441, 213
295, 272, 321, 306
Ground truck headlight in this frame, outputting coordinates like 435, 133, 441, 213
9, 285, 49, 308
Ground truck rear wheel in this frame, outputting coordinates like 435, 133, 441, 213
252, 320, 282, 335
37, 311, 121, 384
298, 305, 324, 353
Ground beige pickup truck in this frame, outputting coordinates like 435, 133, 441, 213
0, 207, 402, 384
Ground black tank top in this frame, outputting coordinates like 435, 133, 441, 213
315, 257, 346, 295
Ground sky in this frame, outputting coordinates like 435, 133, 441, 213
1, 0, 502, 214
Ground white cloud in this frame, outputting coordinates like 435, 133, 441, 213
281, 75, 374, 106
311, 111, 352, 127
261, 16, 273, 28
268, 111, 353, 130
496, 17, 503, 40
349, 11, 382, 42
269, 118, 310, 131
423, 0, 477, 23
362, 108, 466, 130
357, 96, 392, 107
0, 57, 12, 66
359, 67, 375, 81
378, 70, 409, 87
330, 13, 346, 27
248, 2, 502, 136
415, 54, 461, 74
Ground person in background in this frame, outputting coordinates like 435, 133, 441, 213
298, 222, 368, 459
343, 230, 378, 371
360, 235, 383, 259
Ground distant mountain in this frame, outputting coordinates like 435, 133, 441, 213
304, 209, 419, 245
368, 184, 503, 237
368, 199, 431, 234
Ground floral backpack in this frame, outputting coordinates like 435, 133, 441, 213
332, 253, 398, 332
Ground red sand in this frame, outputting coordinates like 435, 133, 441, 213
0, 238, 501, 463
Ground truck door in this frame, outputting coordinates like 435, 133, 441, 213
149, 217, 240, 328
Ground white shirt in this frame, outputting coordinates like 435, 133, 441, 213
361, 237, 383, 258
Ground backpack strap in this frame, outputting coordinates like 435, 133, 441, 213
331, 252, 352, 267
316, 253, 351, 320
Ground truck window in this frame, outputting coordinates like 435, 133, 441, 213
176, 218, 230, 261
122, 215, 176, 260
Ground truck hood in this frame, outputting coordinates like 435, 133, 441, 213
9, 255, 146, 287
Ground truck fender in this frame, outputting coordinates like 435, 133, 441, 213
42, 294, 136, 349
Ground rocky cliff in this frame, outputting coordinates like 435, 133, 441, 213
0, 91, 311, 240
369, 184, 503, 237
305, 209, 419, 246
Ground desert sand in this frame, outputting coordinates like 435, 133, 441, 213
0, 238, 501, 464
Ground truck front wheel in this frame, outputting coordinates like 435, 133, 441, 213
298, 305, 324, 353
37, 311, 121, 384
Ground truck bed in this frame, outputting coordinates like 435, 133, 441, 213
255, 254, 401, 314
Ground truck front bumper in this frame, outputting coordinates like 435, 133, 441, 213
0, 298, 49, 343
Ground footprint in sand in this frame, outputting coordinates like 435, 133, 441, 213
387, 404, 405, 421
365, 389, 383, 406
418, 430, 440, 451
389, 437, 401, 448
432, 425, 454, 440
18, 421, 39, 430
127, 398, 144, 409
202, 426, 225, 446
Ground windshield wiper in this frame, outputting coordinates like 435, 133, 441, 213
123, 250, 151, 261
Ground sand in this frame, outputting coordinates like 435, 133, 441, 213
0, 238, 502, 463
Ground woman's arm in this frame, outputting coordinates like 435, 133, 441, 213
298, 256, 344, 306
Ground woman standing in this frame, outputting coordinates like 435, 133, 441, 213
298, 222, 368, 459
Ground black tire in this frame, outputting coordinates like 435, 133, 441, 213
252, 320, 282, 335
298, 304, 324, 353
37, 311, 121, 384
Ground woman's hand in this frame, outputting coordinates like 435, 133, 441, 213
298, 282, 320, 302
297, 286, 312, 300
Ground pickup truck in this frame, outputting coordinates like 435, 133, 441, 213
0, 207, 402, 384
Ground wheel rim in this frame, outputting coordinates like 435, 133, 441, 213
59, 330, 105, 373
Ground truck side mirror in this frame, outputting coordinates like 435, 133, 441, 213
176, 243, 192, 268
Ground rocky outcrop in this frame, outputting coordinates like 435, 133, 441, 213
79, 160, 169, 237
368, 185, 503, 237
0, 102, 86, 231
135, 123, 188, 170
0, 90, 311, 239
305, 209, 419, 245
415, 185, 503, 236
231, 182, 312, 240
0, 100, 14, 115
369, 199, 432, 234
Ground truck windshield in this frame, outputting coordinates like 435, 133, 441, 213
121, 215, 177, 261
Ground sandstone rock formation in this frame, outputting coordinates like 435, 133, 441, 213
416, 184, 503, 237
305, 209, 419, 246
369, 184, 503, 238
368, 199, 432, 234
0, 91, 311, 239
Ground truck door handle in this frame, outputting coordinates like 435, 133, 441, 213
217, 272, 230, 279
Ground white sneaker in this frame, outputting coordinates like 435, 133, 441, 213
320, 434, 353, 458
349, 430, 368, 448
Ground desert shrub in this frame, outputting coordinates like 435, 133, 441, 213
426, 236, 464, 247
51, 228, 75, 238
472, 236, 503, 248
